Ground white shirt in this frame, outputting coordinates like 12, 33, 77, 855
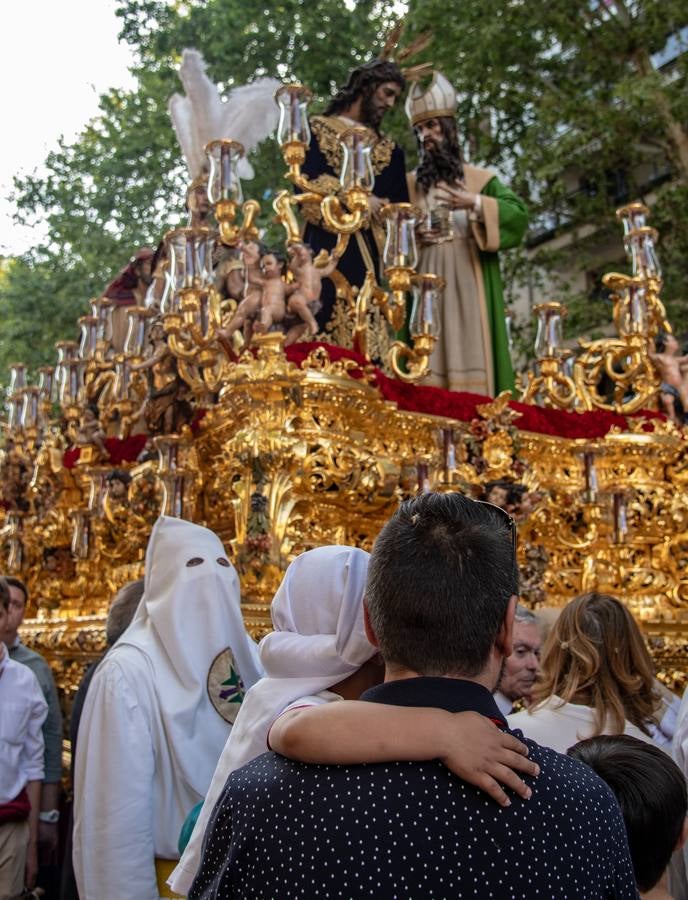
0, 642, 48, 804
493, 690, 513, 716
648, 687, 681, 748
508, 694, 655, 754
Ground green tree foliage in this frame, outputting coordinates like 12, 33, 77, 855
2, 66, 186, 380
2, 0, 687, 382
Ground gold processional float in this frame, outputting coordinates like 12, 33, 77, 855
2, 83, 688, 707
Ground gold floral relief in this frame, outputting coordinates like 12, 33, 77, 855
310, 116, 395, 177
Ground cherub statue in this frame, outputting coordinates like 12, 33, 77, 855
131, 319, 169, 374
252, 249, 291, 335
649, 331, 688, 426
41, 548, 76, 610
285, 242, 341, 340
217, 240, 265, 344
103, 469, 134, 538
75, 404, 110, 459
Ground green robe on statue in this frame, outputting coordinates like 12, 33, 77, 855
408, 165, 528, 396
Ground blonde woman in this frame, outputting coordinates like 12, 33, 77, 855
509, 592, 659, 753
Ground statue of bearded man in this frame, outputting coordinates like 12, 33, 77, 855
300, 58, 410, 337
406, 72, 528, 396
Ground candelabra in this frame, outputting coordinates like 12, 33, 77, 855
521, 204, 664, 414
574, 271, 659, 414
158, 225, 230, 393
520, 303, 578, 409
205, 139, 260, 246
388, 273, 444, 381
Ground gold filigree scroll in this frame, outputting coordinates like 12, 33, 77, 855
573, 336, 659, 414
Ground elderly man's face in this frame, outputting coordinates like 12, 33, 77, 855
499, 620, 542, 705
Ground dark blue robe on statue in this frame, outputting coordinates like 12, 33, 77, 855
300, 115, 409, 334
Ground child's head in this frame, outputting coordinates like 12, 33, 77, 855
240, 239, 266, 266
150, 320, 166, 342
568, 734, 688, 893
107, 469, 132, 498
84, 403, 100, 423
288, 242, 313, 265
261, 249, 287, 278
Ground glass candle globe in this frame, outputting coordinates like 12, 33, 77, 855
205, 139, 245, 204
94, 299, 114, 346
78, 316, 99, 360
275, 84, 312, 146
533, 302, 566, 358
166, 227, 215, 299
8, 364, 27, 396
624, 229, 662, 280
124, 308, 156, 358
38, 367, 55, 402
618, 279, 648, 336
617, 202, 649, 236
382, 204, 419, 270
60, 361, 84, 405
339, 126, 375, 192
20, 388, 40, 429
410, 273, 445, 337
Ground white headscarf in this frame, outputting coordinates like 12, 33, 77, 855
115, 516, 262, 798
169, 544, 373, 895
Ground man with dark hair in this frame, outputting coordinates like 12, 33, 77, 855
569, 735, 688, 898
301, 59, 409, 334
1, 577, 63, 861
190, 492, 637, 899
405, 72, 528, 395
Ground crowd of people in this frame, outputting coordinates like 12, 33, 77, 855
2, 491, 688, 899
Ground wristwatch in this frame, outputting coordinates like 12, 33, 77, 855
39, 809, 60, 824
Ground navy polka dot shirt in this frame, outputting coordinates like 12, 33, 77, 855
189, 678, 638, 899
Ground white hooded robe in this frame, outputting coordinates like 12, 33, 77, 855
73, 517, 262, 900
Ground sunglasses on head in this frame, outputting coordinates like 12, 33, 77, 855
474, 499, 518, 557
